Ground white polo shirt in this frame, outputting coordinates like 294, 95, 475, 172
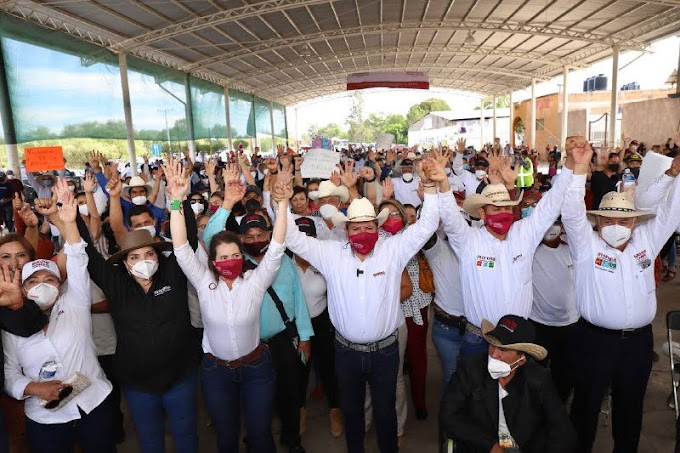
529, 243, 578, 327
285, 192, 443, 343
295, 263, 328, 318
422, 229, 464, 317
4, 240, 112, 424
562, 172, 680, 329
439, 168, 578, 327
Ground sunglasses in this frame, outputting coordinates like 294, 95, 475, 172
44, 385, 73, 409
189, 199, 203, 204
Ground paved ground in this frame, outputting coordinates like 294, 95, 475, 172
115, 278, 680, 452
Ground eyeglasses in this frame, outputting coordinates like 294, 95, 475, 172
44, 385, 73, 409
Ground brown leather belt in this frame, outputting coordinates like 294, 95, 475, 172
206, 343, 267, 369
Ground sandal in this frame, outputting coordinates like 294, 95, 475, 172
663, 270, 677, 282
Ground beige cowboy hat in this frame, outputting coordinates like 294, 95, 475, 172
482, 316, 547, 361
35, 172, 57, 183
122, 176, 154, 198
108, 229, 171, 264
308, 180, 349, 203
331, 197, 389, 227
586, 191, 655, 223
463, 184, 523, 217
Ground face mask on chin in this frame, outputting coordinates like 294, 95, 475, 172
600, 223, 633, 248
487, 355, 524, 380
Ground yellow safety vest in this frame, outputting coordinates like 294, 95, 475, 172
516, 158, 534, 188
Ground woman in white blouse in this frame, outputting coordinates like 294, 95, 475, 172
3, 182, 114, 453
167, 160, 291, 453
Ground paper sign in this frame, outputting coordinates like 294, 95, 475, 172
24, 146, 65, 172
637, 151, 672, 192
375, 133, 395, 151
300, 148, 340, 179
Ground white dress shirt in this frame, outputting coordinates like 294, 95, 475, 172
529, 243, 579, 327
391, 175, 422, 207
422, 229, 464, 317
447, 172, 466, 193
90, 283, 117, 357
284, 192, 442, 344
173, 239, 285, 360
439, 168, 577, 327
295, 262, 328, 318
452, 153, 482, 197
562, 172, 680, 329
4, 240, 112, 424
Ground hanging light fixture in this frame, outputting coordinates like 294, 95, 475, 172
464, 31, 476, 45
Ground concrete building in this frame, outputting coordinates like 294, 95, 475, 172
408, 108, 510, 149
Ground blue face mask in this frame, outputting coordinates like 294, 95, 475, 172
42, 179, 53, 188
521, 207, 535, 218
340, 207, 348, 216
462, 164, 470, 171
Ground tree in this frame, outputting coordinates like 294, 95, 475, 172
406, 98, 450, 125
475, 95, 510, 110
346, 92, 369, 143
308, 123, 347, 139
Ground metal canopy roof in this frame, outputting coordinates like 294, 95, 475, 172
2, 0, 679, 105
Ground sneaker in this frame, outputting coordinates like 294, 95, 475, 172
300, 407, 307, 435
329, 408, 343, 438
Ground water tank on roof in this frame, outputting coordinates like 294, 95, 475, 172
583, 79, 589, 92
630, 82, 640, 90
586, 77, 595, 92
594, 74, 607, 91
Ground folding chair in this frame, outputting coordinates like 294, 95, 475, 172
667, 310, 680, 419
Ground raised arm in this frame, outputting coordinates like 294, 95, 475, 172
643, 156, 680, 257
82, 171, 102, 241
561, 143, 595, 263
167, 157, 191, 249
203, 164, 246, 249
105, 173, 127, 243
147, 166, 162, 205
205, 158, 219, 195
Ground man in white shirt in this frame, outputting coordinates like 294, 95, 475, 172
438, 147, 590, 358
452, 139, 491, 197
562, 145, 680, 453
391, 159, 422, 207
280, 157, 449, 453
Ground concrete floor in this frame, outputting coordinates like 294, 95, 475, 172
117, 278, 680, 452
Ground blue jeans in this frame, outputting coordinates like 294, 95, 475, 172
123, 371, 198, 453
200, 350, 276, 453
431, 320, 464, 388
459, 331, 488, 358
25, 397, 116, 453
335, 339, 399, 453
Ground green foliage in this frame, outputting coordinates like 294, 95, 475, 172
232, 139, 249, 150
474, 95, 510, 110
307, 123, 347, 140
406, 98, 451, 125
346, 92, 369, 143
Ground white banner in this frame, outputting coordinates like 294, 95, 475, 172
300, 148, 340, 179
375, 133, 395, 151
637, 151, 672, 192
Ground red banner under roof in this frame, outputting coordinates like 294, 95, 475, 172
347, 71, 429, 90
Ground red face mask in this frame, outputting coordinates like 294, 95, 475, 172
349, 231, 379, 255
210, 205, 220, 214
214, 258, 243, 280
382, 216, 404, 235
485, 212, 515, 235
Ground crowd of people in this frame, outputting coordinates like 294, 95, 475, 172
0, 132, 676, 453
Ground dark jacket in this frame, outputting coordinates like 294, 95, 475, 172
439, 355, 577, 453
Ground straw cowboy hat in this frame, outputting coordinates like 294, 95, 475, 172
35, 172, 57, 183
482, 315, 547, 361
586, 191, 655, 223
122, 176, 154, 198
331, 197, 389, 227
463, 184, 523, 217
308, 180, 349, 202
108, 229, 171, 264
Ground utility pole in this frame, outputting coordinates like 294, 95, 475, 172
158, 108, 173, 151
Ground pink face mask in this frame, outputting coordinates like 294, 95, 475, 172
349, 231, 379, 255
381, 216, 404, 235
213, 258, 243, 280
485, 212, 515, 235
210, 205, 220, 214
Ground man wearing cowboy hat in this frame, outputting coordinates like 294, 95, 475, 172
562, 146, 680, 452
280, 157, 449, 453
27, 172, 58, 200
307, 180, 350, 241
440, 315, 577, 453
437, 145, 591, 357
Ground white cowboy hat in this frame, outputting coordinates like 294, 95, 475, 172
586, 191, 655, 223
462, 184, 523, 217
122, 176, 154, 197
308, 180, 349, 203
331, 197, 390, 226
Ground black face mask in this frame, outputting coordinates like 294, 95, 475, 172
244, 198, 261, 213
607, 163, 619, 172
630, 167, 640, 178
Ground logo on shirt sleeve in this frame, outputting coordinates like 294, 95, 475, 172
594, 253, 617, 273
476, 255, 496, 268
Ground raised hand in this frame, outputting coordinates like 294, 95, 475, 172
223, 163, 241, 185
386, 149, 396, 165
105, 173, 122, 198
88, 151, 101, 171
340, 160, 357, 188
499, 156, 519, 186
34, 198, 57, 217
205, 158, 216, 177
58, 196, 78, 224
164, 158, 188, 200
11, 193, 22, 211
224, 181, 246, 207
0, 264, 23, 307
238, 154, 251, 171
294, 155, 303, 169
53, 177, 73, 203
423, 157, 446, 183
265, 158, 278, 175
82, 171, 96, 193
330, 170, 341, 187
570, 140, 594, 167
98, 152, 109, 166
667, 155, 680, 177
432, 146, 451, 168
456, 138, 466, 154
18, 204, 38, 228
280, 154, 292, 172
276, 165, 294, 191
276, 144, 285, 157
382, 178, 394, 200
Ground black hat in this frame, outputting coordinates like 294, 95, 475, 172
294, 217, 317, 237
245, 185, 263, 197
400, 159, 414, 167
481, 315, 547, 360
239, 214, 269, 234
475, 158, 489, 168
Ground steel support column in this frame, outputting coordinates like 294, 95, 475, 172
509, 91, 514, 147
184, 74, 196, 159
479, 99, 484, 149
492, 95, 497, 141
608, 46, 620, 147
530, 78, 537, 151
270, 101, 276, 153
118, 53, 137, 176
560, 67, 569, 153
0, 42, 19, 176
224, 87, 233, 152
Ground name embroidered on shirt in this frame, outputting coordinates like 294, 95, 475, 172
512, 254, 523, 263
476, 255, 496, 268
154, 285, 172, 297
595, 253, 617, 273
373, 271, 385, 277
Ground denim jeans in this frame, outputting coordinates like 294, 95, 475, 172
459, 331, 488, 358
200, 350, 276, 453
123, 371, 198, 453
431, 319, 465, 388
335, 338, 399, 453
25, 397, 116, 453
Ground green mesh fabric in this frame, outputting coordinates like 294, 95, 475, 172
228, 90, 255, 139
272, 103, 287, 139
190, 76, 227, 141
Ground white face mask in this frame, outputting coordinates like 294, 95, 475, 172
128, 260, 159, 280
445, 168, 452, 176
487, 355, 523, 380
68, 185, 75, 192
308, 190, 319, 200
7, 175, 14, 180
190, 203, 203, 216
402, 173, 414, 183
319, 203, 339, 219
78, 204, 89, 216
27, 283, 60, 309
543, 224, 562, 242
135, 225, 157, 238
600, 224, 632, 248
131, 195, 147, 206
475, 169, 487, 180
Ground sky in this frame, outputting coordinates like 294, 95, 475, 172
288, 35, 679, 140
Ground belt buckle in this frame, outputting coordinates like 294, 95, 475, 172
621, 328, 635, 338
